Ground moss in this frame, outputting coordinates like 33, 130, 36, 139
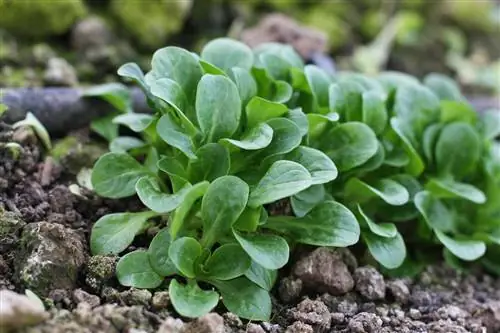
87, 255, 117, 280
110, 0, 193, 49
0, 0, 86, 38
50, 136, 107, 174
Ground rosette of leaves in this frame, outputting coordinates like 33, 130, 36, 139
88, 38, 361, 320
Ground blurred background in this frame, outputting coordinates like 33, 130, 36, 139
1, 0, 499, 97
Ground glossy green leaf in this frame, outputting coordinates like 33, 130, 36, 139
91, 153, 148, 198
434, 230, 486, 261
109, 136, 146, 153
286, 146, 338, 185
90, 115, 119, 142
390, 118, 425, 176
286, 108, 309, 137
204, 243, 251, 280
90, 211, 157, 255
83, 83, 132, 113
364, 232, 406, 269
187, 143, 230, 183
291, 184, 325, 218
258, 118, 302, 160
117, 62, 150, 93
148, 228, 176, 276
305, 64, 331, 108
265, 201, 360, 247
423, 73, 462, 101
246, 97, 288, 129
220, 123, 273, 150
345, 178, 410, 206
199, 59, 227, 75
440, 101, 477, 124
168, 237, 202, 278
112, 113, 154, 133
245, 261, 277, 291
427, 178, 486, 204
422, 123, 442, 165
362, 90, 388, 135
248, 160, 312, 208
414, 191, 454, 232
307, 113, 339, 141
136, 176, 192, 213
169, 279, 219, 318
201, 176, 249, 247
116, 250, 163, 288
201, 38, 253, 72
259, 52, 290, 81
233, 230, 289, 270
479, 109, 500, 140
229, 67, 257, 105
12, 112, 52, 150
196, 74, 241, 143
149, 78, 189, 114
157, 156, 189, 192
157, 113, 196, 159
357, 205, 397, 238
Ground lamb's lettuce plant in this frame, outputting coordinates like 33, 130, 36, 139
88, 37, 500, 319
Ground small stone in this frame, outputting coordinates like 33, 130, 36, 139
72, 289, 100, 308
101, 286, 120, 303
436, 305, 468, 320
292, 298, 331, 329
0, 290, 48, 331
387, 279, 410, 304
279, 277, 303, 303
354, 266, 386, 301
183, 313, 224, 333
223, 312, 242, 328
293, 247, 354, 295
120, 289, 152, 306
427, 320, 468, 333
71, 16, 112, 51
157, 317, 184, 333
348, 312, 383, 333
408, 309, 422, 320
247, 323, 266, 333
478, 301, 500, 333
86, 255, 118, 292
393, 309, 405, 320
331, 312, 345, 324
44, 57, 78, 86
337, 299, 359, 317
285, 321, 314, 333
261, 322, 282, 333
0, 210, 26, 253
151, 291, 170, 310
410, 290, 433, 307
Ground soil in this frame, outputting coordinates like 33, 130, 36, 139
2, 123, 500, 333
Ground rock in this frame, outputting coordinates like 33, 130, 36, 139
427, 320, 469, 333
0, 209, 25, 253
16, 222, 86, 297
293, 247, 354, 295
0, 289, 48, 331
71, 16, 112, 52
151, 291, 170, 310
247, 323, 266, 333
51, 136, 107, 175
337, 299, 359, 317
331, 312, 345, 324
279, 276, 303, 303
72, 289, 100, 308
183, 313, 224, 333
347, 312, 383, 333
120, 289, 152, 306
157, 317, 185, 333
476, 301, 500, 333
110, 0, 192, 49
32, 44, 56, 66
285, 321, 314, 333
0, 0, 86, 38
387, 279, 410, 304
436, 305, 468, 320
261, 322, 282, 333
223, 312, 242, 328
408, 309, 422, 320
85, 255, 118, 292
354, 266, 386, 301
291, 298, 331, 330
44, 58, 78, 87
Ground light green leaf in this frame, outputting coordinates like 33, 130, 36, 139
136, 176, 192, 213
233, 230, 289, 270
201, 38, 254, 72
479, 109, 500, 140
90, 211, 157, 255
196, 74, 242, 143
272, 80, 293, 103
157, 113, 196, 159
113, 113, 154, 132
307, 113, 339, 141
390, 118, 425, 176
83, 83, 132, 113
246, 97, 288, 129
91, 152, 148, 198
116, 250, 163, 288
440, 101, 477, 124
168, 237, 202, 278
245, 261, 277, 291
233, 206, 262, 232
305, 64, 331, 108
291, 185, 325, 217
248, 160, 312, 208
187, 143, 230, 183
169, 279, 219, 318
286, 108, 309, 137
157, 156, 189, 192
286, 146, 338, 185
434, 230, 486, 261
204, 243, 251, 280
362, 90, 388, 135
258, 118, 302, 160
90, 115, 119, 142
364, 232, 406, 269
423, 73, 462, 101
199, 59, 227, 75
117, 62, 149, 93
229, 67, 257, 106
426, 178, 486, 204
12, 112, 52, 150
422, 123, 442, 165
357, 205, 397, 238
414, 191, 454, 232
109, 136, 146, 153
148, 228, 176, 276
345, 178, 410, 206
220, 123, 273, 150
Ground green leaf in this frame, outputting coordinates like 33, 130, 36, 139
422, 123, 442, 165
259, 53, 289, 81
265, 201, 360, 247
157, 156, 189, 192
12, 112, 52, 150
254, 42, 304, 68
435, 122, 481, 178
201, 176, 249, 247
90, 211, 157, 255
363, 232, 406, 269
150, 46, 202, 101
233, 206, 262, 232
248, 160, 312, 208
116, 250, 163, 288
390, 118, 425, 176
220, 123, 273, 150
320, 122, 378, 171
83, 83, 132, 113
258, 118, 302, 160
136, 176, 192, 213
169, 279, 219, 318
357, 205, 397, 238
362, 90, 388, 135
245, 261, 277, 291
113, 113, 154, 132
229, 67, 257, 106
305, 64, 331, 108
170, 181, 210, 239
157, 113, 196, 159
168, 237, 202, 278
144, 147, 159, 173
434, 230, 486, 261
196, 74, 242, 143
211, 277, 271, 321
91, 153, 148, 198
204, 243, 251, 280
286, 108, 309, 137
423, 73, 462, 101
187, 143, 230, 183
414, 191, 454, 232
117, 62, 149, 93
440, 101, 477, 124
272, 80, 293, 103
201, 38, 254, 72
109, 136, 146, 153
345, 178, 410, 206
90, 115, 119, 142
199, 60, 227, 75
246, 97, 288, 129
291, 184, 325, 218
148, 228, 176, 276
426, 178, 486, 204
233, 230, 289, 270
0, 103, 8, 116
286, 146, 338, 185
479, 109, 500, 140
307, 113, 339, 141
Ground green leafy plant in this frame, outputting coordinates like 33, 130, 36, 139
88, 37, 500, 319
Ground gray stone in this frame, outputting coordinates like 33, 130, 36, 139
0, 210, 25, 253
157, 317, 184, 333
293, 247, 354, 295
72, 289, 100, 308
279, 276, 303, 304
387, 279, 410, 304
354, 266, 386, 301
44, 58, 78, 86
247, 323, 266, 333
71, 16, 112, 51
16, 222, 86, 296
120, 289, 152, 306
183, 313, 224, 333
348, 312, 383, 333
151, 291, 170, 310
285, 321, 313, 333
292, 298, 331, 330
0, 289, 48, 331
